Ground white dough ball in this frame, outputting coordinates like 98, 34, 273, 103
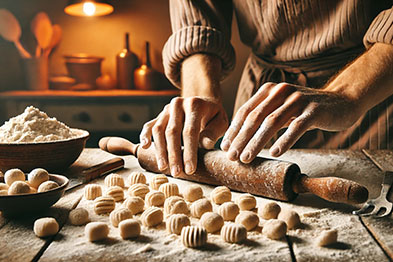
262, 219, 287, 240
317, 229, 338, 247
8, 181, 30, 195
218, 202, 239, 221
69, 208, 89, 226
200, 212, 224, 233
141, 207, 163, 227
277, 209, 301, 229
28, 168, 49, 189
34, 217, 59, 238
235, 211, 259, 231
4, 169, 25, 186
183, 185, 203, 202
123, 196, 145, 215
190, 198, 212, 218
110, 208, 133, 227
119, 219, 141, 239
85, 222, 109, 242
235, 194, 256, 211
37, 181, 58, 193
259, 202, 281, 220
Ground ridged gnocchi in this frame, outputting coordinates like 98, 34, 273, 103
220, 222, 247, 243
166, 214, 190, 235
181, 226, 207, 248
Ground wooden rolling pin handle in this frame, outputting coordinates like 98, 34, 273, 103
98, 137, 138, 156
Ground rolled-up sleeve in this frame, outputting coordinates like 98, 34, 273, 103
163, 0, 236, 88
363, 6, 393, 48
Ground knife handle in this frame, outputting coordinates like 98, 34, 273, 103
82, 157, 125, 182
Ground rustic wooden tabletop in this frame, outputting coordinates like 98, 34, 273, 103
0, 148, 392, 262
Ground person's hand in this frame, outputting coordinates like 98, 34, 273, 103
140, 96, 228, 177
220, 82, 362, 162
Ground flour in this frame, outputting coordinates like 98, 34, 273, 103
0, 106, 79, 143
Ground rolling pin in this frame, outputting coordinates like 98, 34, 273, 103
99, 137, 368, 205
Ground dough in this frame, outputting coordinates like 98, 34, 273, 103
8, 181, 30, 195
4, 168, 25, 186
183, 185, 203, 202
235, 194, 256, 211
28, 168, 49, 189
0, 183, 9, 191
262, 219, 287, 240
235, 211, 259, 231
34, 217, 59, 238
166, 214, 190, 235
128, 183, 150, 199
68, 208, 89, 226
110, 207, 133, 227
199, 212, 224, 233
104, 173, 125, 188
220, 222, 247, 243
0, 190, 7, 196
105, 186, 124, 202
145, 191, 165, 207
218, 202, 240, 221
164, 196, 189, 215
37, 181, 59, 192
277, 209, 301, 229
259, 202, 281, 220
123, 196, 145, 215
159, 182, 179, 198
211, 186, 231, 204
127, 171, 147, 186
84, 184, 102, 200
181, 226, 207, 248
317, 229, 338, 246
149, 174, 169, 190
94, 196, 116, 215
141, 206, 163, 227
190, 198, 212, 218
29, 187, 37, 193
85, 222, 109, 242
119, 219, 141, 239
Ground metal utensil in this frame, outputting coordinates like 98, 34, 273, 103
31, 12, 53, 57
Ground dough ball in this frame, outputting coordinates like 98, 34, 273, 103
220, 222, 247, 243
119, 219, 141, 239
128, 183, 150, 199
127, 171, 146, 186
68, 208, 89, 226
28, 168, 49, 189
104, 173, 125, 188
317, 229, 338, 247
8, 181, 30, 195
218, 202, 240, 221
84, 184, 102, 200
110, 207, 133, 227
0, 190, 8, 196
200, 212, 224, 233
259, 202, 281, 220
149, 174, 169, 190
190, 198, 213, 218
164, 196, 189, 215
145, 191, 165, 207
183, 185, 203, 202
4, 168, 25, 186
85, 222, 109, 242
211, 186, 231, 204
38, 181, 58, 193
94, 196, 115, 215
262, 219, 287, 240
235, 211, 259, 231
29, 187, 37, 193
166, 214, 190, 235
235, 194, 256, 211
0, 183, 9, 191
141, 206, 163, 227
105, 186, 124, 202
34, 217, 59, 238
181, 226, 207, 248
159, 182, 179, 198
123, 196, 145, 215
277, 209, 301, 229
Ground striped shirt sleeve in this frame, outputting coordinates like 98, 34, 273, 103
363, 6, 393, 48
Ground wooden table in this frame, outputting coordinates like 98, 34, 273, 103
1, 149, 392, 262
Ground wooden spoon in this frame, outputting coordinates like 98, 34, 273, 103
0, 9, 31, 58
43, 24, 62, 58
31, 12, 53, 58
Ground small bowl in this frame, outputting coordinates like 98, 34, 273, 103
0, 128, 89, 173
0, 174, 69, 217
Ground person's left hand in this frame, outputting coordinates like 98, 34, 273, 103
220, 82, 363, 162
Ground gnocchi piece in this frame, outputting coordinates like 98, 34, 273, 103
164, 196, 189, 215
127, 171, 146, 186
104, 173, 125, 188
84, 184, 102, 200
159, 182, 179, 198
183, 185, 203, 202
119, 219, 141, 239
68, 208, 90, 226
37, 181, 58, 192
220, 223, 247, 243
128, 183, 150, 199
123, 196, 145, 215
110, 207, 133, 227
166, 214, 190, 235
190, 198, 212, 218
181, 226, 207, 248
235, 194, 256, 211
0, 183, 9, 191
28, 168, 49, 189
211, 186, 231, 204
94, 196, 116, 215
277, 209, 301, 229
259, 202, 281, 220
105, 186, 124, 202
149, 174, 169, 190
85, 222, 109, 242
140, 206, 163, 227
0, 190, 8, 196
218, 202, 239, 221
235, 211, 259, 231
145, 191, 165, 207
4, 168, 25, 186
200, 212, 224, 233
8, 181, 30, 195
262, 219, 287, 240
317, 229, 338, 247
34, 217, 59, 238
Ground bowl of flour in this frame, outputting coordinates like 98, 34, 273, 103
0, 106, 89, 172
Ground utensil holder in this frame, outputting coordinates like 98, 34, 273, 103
23, 56, 49, 90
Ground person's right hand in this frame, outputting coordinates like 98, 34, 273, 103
139, 96, 228, 177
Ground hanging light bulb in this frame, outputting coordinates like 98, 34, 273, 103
64, 0, 113, 17
83, 2, 96, 16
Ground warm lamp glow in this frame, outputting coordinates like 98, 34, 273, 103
65, 0, 113, 17
83, 2, 96, 16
